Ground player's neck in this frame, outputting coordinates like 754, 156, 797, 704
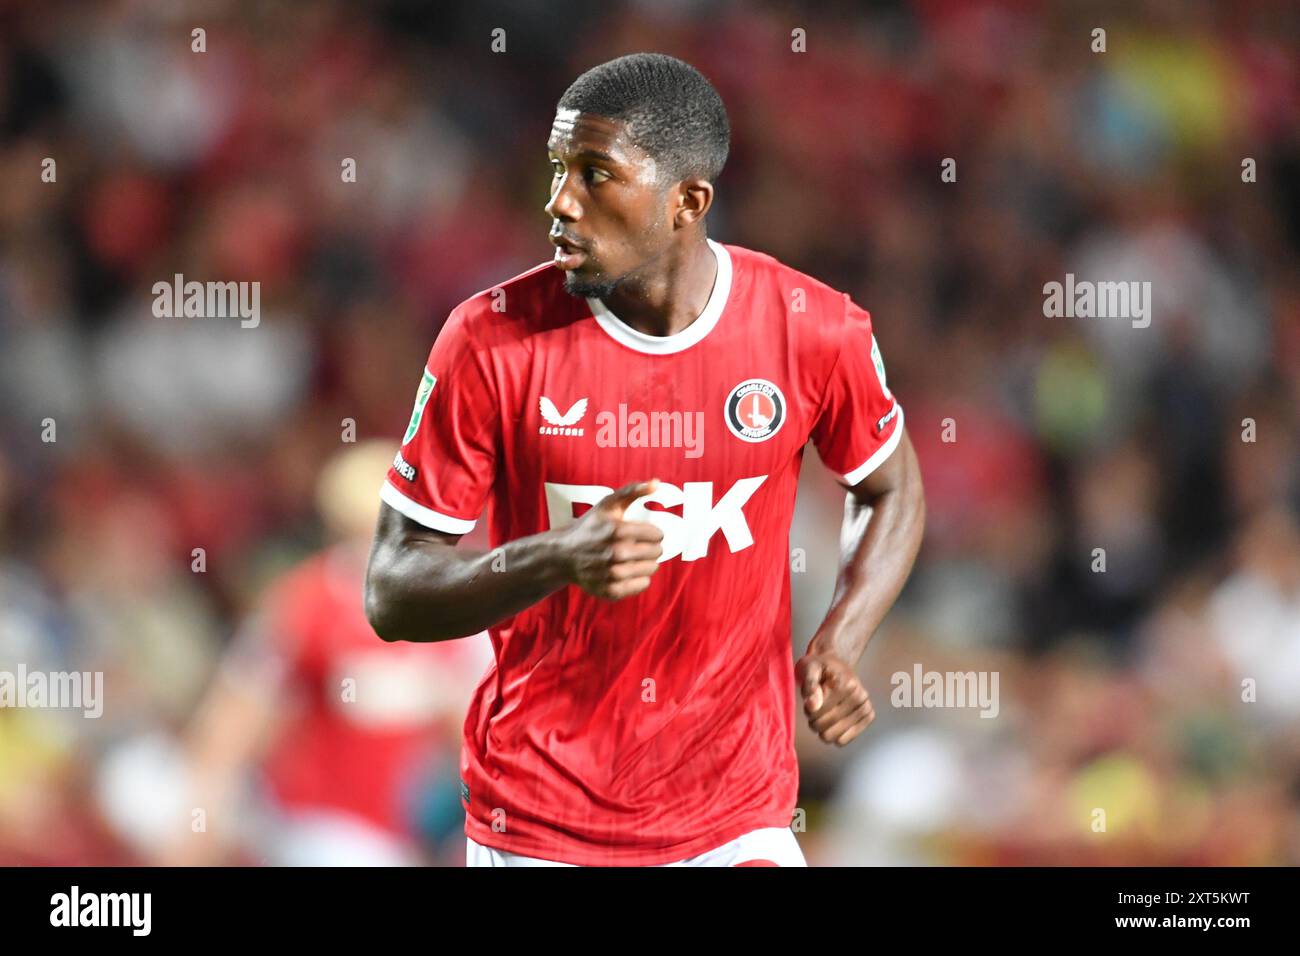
600, 238, 717, 338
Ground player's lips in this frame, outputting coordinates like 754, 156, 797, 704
550, 234, 588, 270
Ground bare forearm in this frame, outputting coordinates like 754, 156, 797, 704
810, 460, 925, 664
366, 529, 570, 642
366, 483, 664, 643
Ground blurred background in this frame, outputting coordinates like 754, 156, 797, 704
0, 0, 1297, 865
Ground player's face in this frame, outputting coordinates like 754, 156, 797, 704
545, 110, 673, 298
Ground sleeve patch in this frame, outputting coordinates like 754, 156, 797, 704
870, 335, 892, 400
402, 369, 437, 445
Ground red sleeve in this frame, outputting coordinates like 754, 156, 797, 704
810, 295, 905, 485
381, 307, 498, 533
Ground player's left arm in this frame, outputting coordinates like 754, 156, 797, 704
799, 293, 926, 747
798, 428, 924, 746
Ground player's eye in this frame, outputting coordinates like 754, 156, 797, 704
585, 167, 611, 184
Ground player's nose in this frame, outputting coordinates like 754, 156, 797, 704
544, 171, 581, 221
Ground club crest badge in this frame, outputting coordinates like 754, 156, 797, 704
725, 378, 786, 443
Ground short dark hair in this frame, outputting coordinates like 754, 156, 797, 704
557, 53, 730, 185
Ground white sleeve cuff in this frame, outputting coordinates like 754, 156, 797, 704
842, 406, 905, 486
380, 480, 478, 534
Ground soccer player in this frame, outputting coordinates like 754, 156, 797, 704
365, 53, 925, 867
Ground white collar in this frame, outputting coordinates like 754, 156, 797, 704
586, 238, 732, 355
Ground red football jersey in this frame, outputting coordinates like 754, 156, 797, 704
381, 239, 904, 865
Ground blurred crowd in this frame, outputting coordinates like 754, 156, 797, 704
0, 0, 1297, 865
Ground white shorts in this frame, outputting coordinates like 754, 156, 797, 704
466, 827, 806, 867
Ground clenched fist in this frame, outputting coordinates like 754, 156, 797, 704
796, 651, 875, 746
559, 479, 665, 600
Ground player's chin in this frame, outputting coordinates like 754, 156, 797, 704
561, 266, 616, 299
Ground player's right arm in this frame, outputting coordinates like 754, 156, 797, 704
365, 480, 663, 643
363, 307, 662, 643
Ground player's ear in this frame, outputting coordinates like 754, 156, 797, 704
672, 177, 713, 228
